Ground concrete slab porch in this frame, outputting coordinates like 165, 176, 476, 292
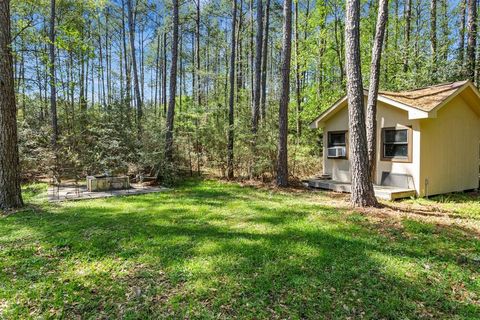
308, 179, 416, 201
48, 183, 169, 202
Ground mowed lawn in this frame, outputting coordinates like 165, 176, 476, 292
1, 180, 479, 319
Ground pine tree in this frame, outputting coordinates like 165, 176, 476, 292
345, 0, 377, 207
0, 0, 23, 210
277, 0, 292, 187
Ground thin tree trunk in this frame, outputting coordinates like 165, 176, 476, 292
252, 0, 263, 133
237, 0, 244, 95
277, 0, 292, 187
49, 0, 58, 147
333, 14, 344, 83
459, 0, 466, 64
345, 0, 377, 207
430, 0, 437, 78
366, 0, 388, 184
195, 0, 201, 109
227, 0, 237, 180
140, 24, 145, 103
294, 0, 301, 138
127, 0, 143, 133
403, 0, 412, 72
165, 0, 179, 162
0, 0, 23, 210
97, 16, 106, 107
155, 32, 160, 116
260, 0, 270, 120
121, 0, 131, 110
466, 0, 476, 82
163, 33, 167, 115
105, 7, 111, 105
249, 0, 254, 108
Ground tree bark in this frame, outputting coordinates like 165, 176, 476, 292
155, 32, 160, 116
430, 0, 437, 78
252, 0, 263, 133
121, 0, 131, 110
345, 0, 377, 207
294, 0, 301, 138
459, 0, 466, 64
165, 0, 179, 162
0, 0, 23, 210
163, 33, 167, 115
227, 0, 237, 180
403, 0, 412, 72
466, 0, 476, 82
366, 0, 388, 185
127, 0, 143, 133
195, 0, 201, 109
49, 0, 58, 147
277, 0, 292, 187
260, 0, 270, 120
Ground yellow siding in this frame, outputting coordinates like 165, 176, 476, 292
323, 100, 421, 191
323, 106, 350, 182
419, 95, 480, 196
375, 101, 421, 191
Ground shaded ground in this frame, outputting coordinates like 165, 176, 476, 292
1, 180, 479, 319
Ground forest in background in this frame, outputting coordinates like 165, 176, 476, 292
9, 0, 473, 183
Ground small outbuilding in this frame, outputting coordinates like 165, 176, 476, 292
309, 80, 480, 199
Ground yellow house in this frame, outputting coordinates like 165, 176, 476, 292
309, 80, 480, 199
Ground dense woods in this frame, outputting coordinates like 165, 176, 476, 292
2, 0, 477, 205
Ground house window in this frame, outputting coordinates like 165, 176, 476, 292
328, 131, 346, 147
327, 131, 347, 158
381, 127, 412, 162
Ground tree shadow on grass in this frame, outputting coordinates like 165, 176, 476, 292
1, 185, 479, 319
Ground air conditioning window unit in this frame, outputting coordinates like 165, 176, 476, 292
327, 146, 346, 158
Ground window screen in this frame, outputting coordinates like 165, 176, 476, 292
383, 128, 409, 158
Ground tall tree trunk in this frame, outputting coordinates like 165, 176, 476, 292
227, 0, 237, 180
260, 0, 270, 120
195, 0, 201, 109
277, 0, 292, 187
403, 0, 412, 72
345, 0, 377, 207
140, 24, 145, 103
252, 0, 263, 133
430, 0, 437, 78
459, 0, 466, 64
98, 17, 106, 107
0, 0, 23, 210
121, 0, 131, 110
236, 0, 244, 95
155, 32, 160, 116
366, 0, 388, 184
294, 0, 301, 138
249, 0, 254, 108
333, 14, 344, 83
105, 7, 111, 105
49, 0, 58, 147
165, 0, 179, 162
79, 31, 87, 122
163, 33, 167, 115
466, 0, 476, 82
439, 0, 450, 62
127, 0, 143, 133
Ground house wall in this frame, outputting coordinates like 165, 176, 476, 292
322, 100, 421, 192
419, 95, 480, 196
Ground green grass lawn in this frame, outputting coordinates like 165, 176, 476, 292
1, 180, 479, 319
